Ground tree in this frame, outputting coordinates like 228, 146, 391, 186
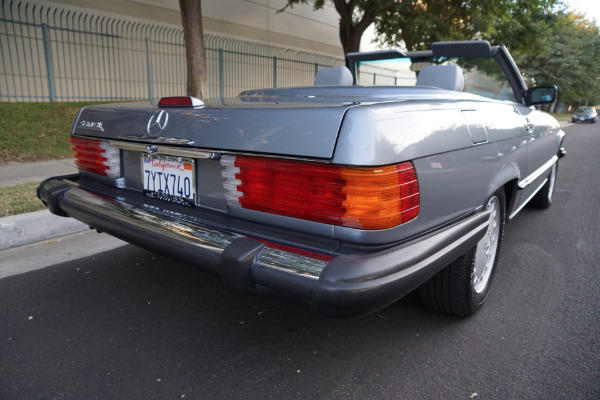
375, 0, 559, 52
517, 12, 600, 109
282, 0, 388, 54
283, 0, 559, 55
179, 0, 208, 98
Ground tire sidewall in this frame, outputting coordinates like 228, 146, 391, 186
547, 162, 558, 205
530, 162, 558, 209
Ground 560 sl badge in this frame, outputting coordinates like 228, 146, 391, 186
78, 120, 104, 132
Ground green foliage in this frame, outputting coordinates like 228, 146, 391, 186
375, 0, 560, 51
0, 182, 45, 217
284, 0, 600, 109
282, 0, 392, 53
488, 0, 559, 56
283, 0, 563, 56
0, 102, 104, 163
516, 12, 600, 108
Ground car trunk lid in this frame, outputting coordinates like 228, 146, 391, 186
73, 100, 351, 159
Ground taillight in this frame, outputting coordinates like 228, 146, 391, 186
158, 96, 204, 107
221, 155, 419, 230
70, 136, 121, 178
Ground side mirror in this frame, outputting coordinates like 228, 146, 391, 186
526, 86, 557, 106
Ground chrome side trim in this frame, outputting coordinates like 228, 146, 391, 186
518, 155, 557, 189
108, 140, 219, 159
62, 186, 326, 278
509, 178, 547, 220
118, 135, 195, 146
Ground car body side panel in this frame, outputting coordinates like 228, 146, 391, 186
332, 102, 474, 166
511, 106, 562, 212
517, 106, 562, 177
332, 100, 530, 166
329, 100, 530, 245
333, 135, 526, 245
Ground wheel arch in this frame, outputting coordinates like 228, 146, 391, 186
502, 179, 519, 221
488, 162, 520, 220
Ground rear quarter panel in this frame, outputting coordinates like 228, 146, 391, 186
331, 100, 534, 245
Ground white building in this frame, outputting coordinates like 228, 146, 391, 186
52, 0, 344, 56
0, 0, 346, 101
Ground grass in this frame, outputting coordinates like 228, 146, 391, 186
0, 102, 108, 164
0, 181, 45, 217
0, 101, 113, 217
552, 112, 571, 122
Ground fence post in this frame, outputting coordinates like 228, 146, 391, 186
146, 38, 153, 100
219, 48, 224, 102
41, 23, 56, 102
273, 56, 277, 88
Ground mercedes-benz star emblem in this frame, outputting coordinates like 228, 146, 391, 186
147, 110, 169, 137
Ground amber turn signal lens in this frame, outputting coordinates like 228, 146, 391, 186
341, 164, 419, 229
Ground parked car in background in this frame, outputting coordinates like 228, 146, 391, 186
38, 41, 565, 318
571, 107, 598, 123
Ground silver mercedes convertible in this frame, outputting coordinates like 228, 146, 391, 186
38, 41, 565, 318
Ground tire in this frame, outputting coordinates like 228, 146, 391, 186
418, 190, 505, 317
529, 162, 558, 209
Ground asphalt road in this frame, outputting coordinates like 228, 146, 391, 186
1, 123, 599, 400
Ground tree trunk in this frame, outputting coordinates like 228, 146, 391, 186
333, 0, 379, 55
339, 23, 362, 54
179, 0, 207, 98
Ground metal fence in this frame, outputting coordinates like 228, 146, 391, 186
0, 0, 345, 102
357, 65, 417, 86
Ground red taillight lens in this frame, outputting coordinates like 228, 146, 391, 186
221, 155, 419, 230
158, 96, 204, 107
70, 136, 121, 178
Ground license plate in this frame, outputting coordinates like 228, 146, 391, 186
141, 153, 196, 206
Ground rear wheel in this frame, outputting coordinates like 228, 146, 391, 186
419, 190, 505, 317
529, 162, 557, 209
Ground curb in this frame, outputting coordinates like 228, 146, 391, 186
0, 209, 88, 251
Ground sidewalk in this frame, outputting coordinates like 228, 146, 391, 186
0, 158, 88, 250
0, 158, 77, 187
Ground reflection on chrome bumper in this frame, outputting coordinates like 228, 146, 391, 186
62, 183, 329, 279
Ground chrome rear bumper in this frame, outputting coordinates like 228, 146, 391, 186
38, 176, 489, 317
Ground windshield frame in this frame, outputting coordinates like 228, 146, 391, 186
346, 41, 529, 105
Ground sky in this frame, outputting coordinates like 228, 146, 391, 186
566, 0, 600, 23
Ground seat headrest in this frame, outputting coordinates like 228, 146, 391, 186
314, 66, 353, 86
416, 65, 464, 92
